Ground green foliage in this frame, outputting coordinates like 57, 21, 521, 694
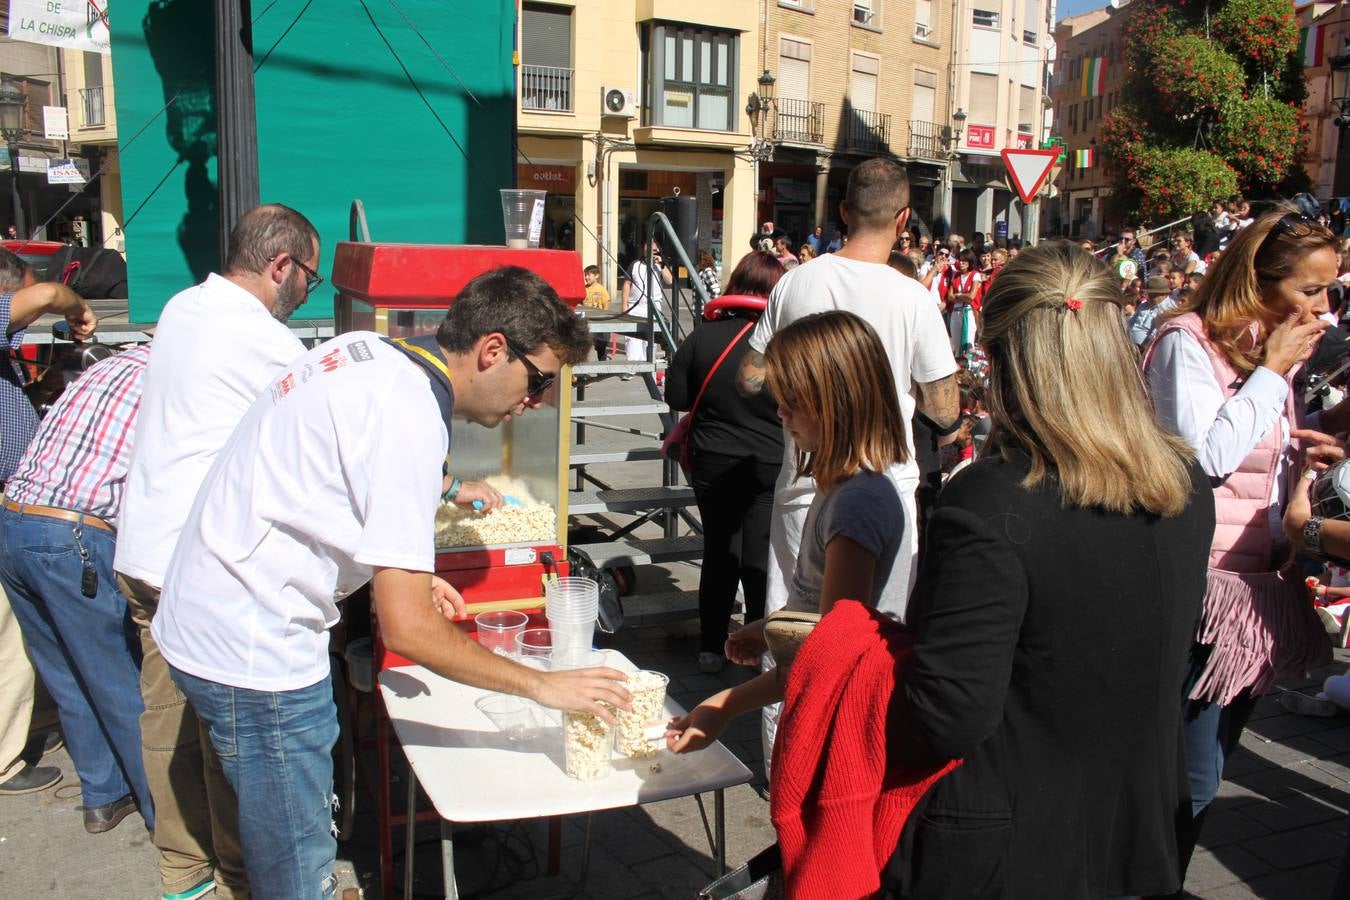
1131, 148, 1240, 223
1212, 0, 1301, 72
1212, 97, 1304, 190
1096, 0, 1308, 225
1150, 36, 1245, 118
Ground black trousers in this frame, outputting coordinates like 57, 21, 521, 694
689, 450, 780, 654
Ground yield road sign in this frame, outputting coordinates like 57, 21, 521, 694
1000, 148, 1060, 204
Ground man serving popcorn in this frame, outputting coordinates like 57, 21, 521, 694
152, 266, 631, 899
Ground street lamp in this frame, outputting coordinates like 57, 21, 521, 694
0, 77, 26, 239
1331, 40, 1350, 129
938, 109, 968, 236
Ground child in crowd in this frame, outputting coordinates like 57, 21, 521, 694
582, 264, 612, 360
666, 310, 912, 755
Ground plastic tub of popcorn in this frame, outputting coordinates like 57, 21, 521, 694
614, 671, 670, 759
555, 649, 614, 780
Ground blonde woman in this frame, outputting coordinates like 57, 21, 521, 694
666, 310, 911, 752
884, 242, 1214, 897
1144, 208, 1342, 880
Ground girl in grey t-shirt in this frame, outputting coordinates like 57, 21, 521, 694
666, 310, 911, 754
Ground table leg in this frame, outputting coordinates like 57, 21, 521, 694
441, 820, 458, 900
403, 774, 417, 900
547, 816, 562, 875
715, 789, 727, 874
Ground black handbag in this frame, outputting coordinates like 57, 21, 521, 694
697, 844, 783, 900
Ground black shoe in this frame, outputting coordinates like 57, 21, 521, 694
82, 793, 137, 833
0, 763, 62, 796
41, 731, 63, 756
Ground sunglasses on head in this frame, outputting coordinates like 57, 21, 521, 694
503, 335, 557, 397
1255, 212, 1316, 263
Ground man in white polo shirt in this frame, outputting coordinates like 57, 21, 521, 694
154, 266, 630, 899
116, 203, 319, 900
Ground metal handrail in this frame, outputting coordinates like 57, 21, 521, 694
521, 65, 573, 112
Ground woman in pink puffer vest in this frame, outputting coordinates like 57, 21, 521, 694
1144, 207, 1345, 886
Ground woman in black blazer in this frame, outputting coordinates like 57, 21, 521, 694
884, 242, 1216, 898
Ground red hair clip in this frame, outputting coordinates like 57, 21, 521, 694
1064, 297, 1084, 312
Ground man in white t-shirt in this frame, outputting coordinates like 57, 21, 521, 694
154, 267, 629, 898
735, 158, 961, 762
115, 203, 320, 900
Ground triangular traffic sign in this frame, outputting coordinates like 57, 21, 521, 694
1001, 148, 1060, 204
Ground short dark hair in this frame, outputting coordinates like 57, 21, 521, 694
583, 264, 600, 276
437, 266, 591, 365
0, 248, 28, 292
224, 204, 320, 275
887, 250, 917, 279
843, 158, 910, 234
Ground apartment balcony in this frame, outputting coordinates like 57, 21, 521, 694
846, 109, 891, 154
907, 120, 948, 161
521, 65, 573, 112
772, 98, 823, 144
79, 86, 105, 127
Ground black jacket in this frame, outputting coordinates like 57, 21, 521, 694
885, 451, 1215, 899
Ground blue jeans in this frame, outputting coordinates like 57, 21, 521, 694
0, 507, 152, 818
172, 666, 338, 900
1180, 642, 1258, 816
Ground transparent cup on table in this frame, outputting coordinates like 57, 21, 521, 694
475, 610, 529, 656
554, 649, 614, 780
515, 628, 553, 671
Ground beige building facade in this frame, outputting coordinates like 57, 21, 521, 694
516, 0, 760, 289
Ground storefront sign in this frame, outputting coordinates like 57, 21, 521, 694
1015, 132, 1033, 149
966, 125, 996, 150
7, 0, 111, 54
46, 158, 88, 185
773, 178, 811, 205
43, 106, 68, 140
517, 163, 576, 194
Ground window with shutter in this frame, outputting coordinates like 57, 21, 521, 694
915, 0, 934, 39
969, 72, 997, 125
850, 53, 879, 112
913, 69, 937, 122
778, 38, 810, 101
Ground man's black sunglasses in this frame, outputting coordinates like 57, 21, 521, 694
504, 336, 557, 397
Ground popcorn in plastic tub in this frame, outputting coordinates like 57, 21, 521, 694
563, 710, 613, 780
614, 670, 670, 759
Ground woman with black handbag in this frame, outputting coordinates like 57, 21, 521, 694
665, 250, 785, 673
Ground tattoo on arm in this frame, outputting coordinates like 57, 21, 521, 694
736, 349, 768, 397
917, 373, 960, 429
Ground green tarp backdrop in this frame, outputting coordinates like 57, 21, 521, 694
110, 0, 516, 321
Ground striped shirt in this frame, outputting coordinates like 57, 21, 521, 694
0, 291, 38, 482
7, 343, 152, 526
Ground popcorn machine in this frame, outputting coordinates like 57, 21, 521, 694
330, 243, 585, 613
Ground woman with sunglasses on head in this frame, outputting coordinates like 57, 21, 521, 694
1144, 207, 1344, 885
883, 242, 1213, 898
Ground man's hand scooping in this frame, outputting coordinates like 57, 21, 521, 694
531, 667, 631, 725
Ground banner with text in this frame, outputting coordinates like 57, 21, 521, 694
7, 1, 111, 54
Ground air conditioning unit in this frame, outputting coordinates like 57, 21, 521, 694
601, 87, 638, 118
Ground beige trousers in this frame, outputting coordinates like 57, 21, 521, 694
0, 579, 35, 782
119, 574, 250, 899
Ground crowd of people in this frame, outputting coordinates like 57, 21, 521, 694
652, 159, 1350, 898
7, 164, 1350, 899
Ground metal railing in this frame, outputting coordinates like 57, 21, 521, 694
79, 86, 104, 127
521, 65, 573, 112
846, 109, 891, 153
907, 120, 947, 160
772, 98, 823, 144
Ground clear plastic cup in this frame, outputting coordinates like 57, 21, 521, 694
500, 189, 547, 248
516, 627, 554, 666
546, 577, 600, 617
615, 670, 670, 759
475, 610, 529, 656
475, 693, 538, 743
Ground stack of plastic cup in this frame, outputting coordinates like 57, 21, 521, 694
546, 577, 598, 657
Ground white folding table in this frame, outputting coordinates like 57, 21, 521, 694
378, 649, 753, 899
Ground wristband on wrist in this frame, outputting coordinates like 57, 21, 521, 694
442, 476, 462, 503
1304, 515, 1326, 555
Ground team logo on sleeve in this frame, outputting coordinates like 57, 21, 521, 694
270, 340, 377, 403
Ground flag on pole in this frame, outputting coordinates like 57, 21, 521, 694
1300, 24, 1327, 68
1075, 148, 1094, 169
1080, 57, 1106, 98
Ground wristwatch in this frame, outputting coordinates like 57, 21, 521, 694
1304, 515, 1326, 555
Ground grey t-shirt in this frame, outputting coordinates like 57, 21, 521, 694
788, 468, 906, 615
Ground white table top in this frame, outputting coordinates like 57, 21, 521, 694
378, 649, 753, 823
